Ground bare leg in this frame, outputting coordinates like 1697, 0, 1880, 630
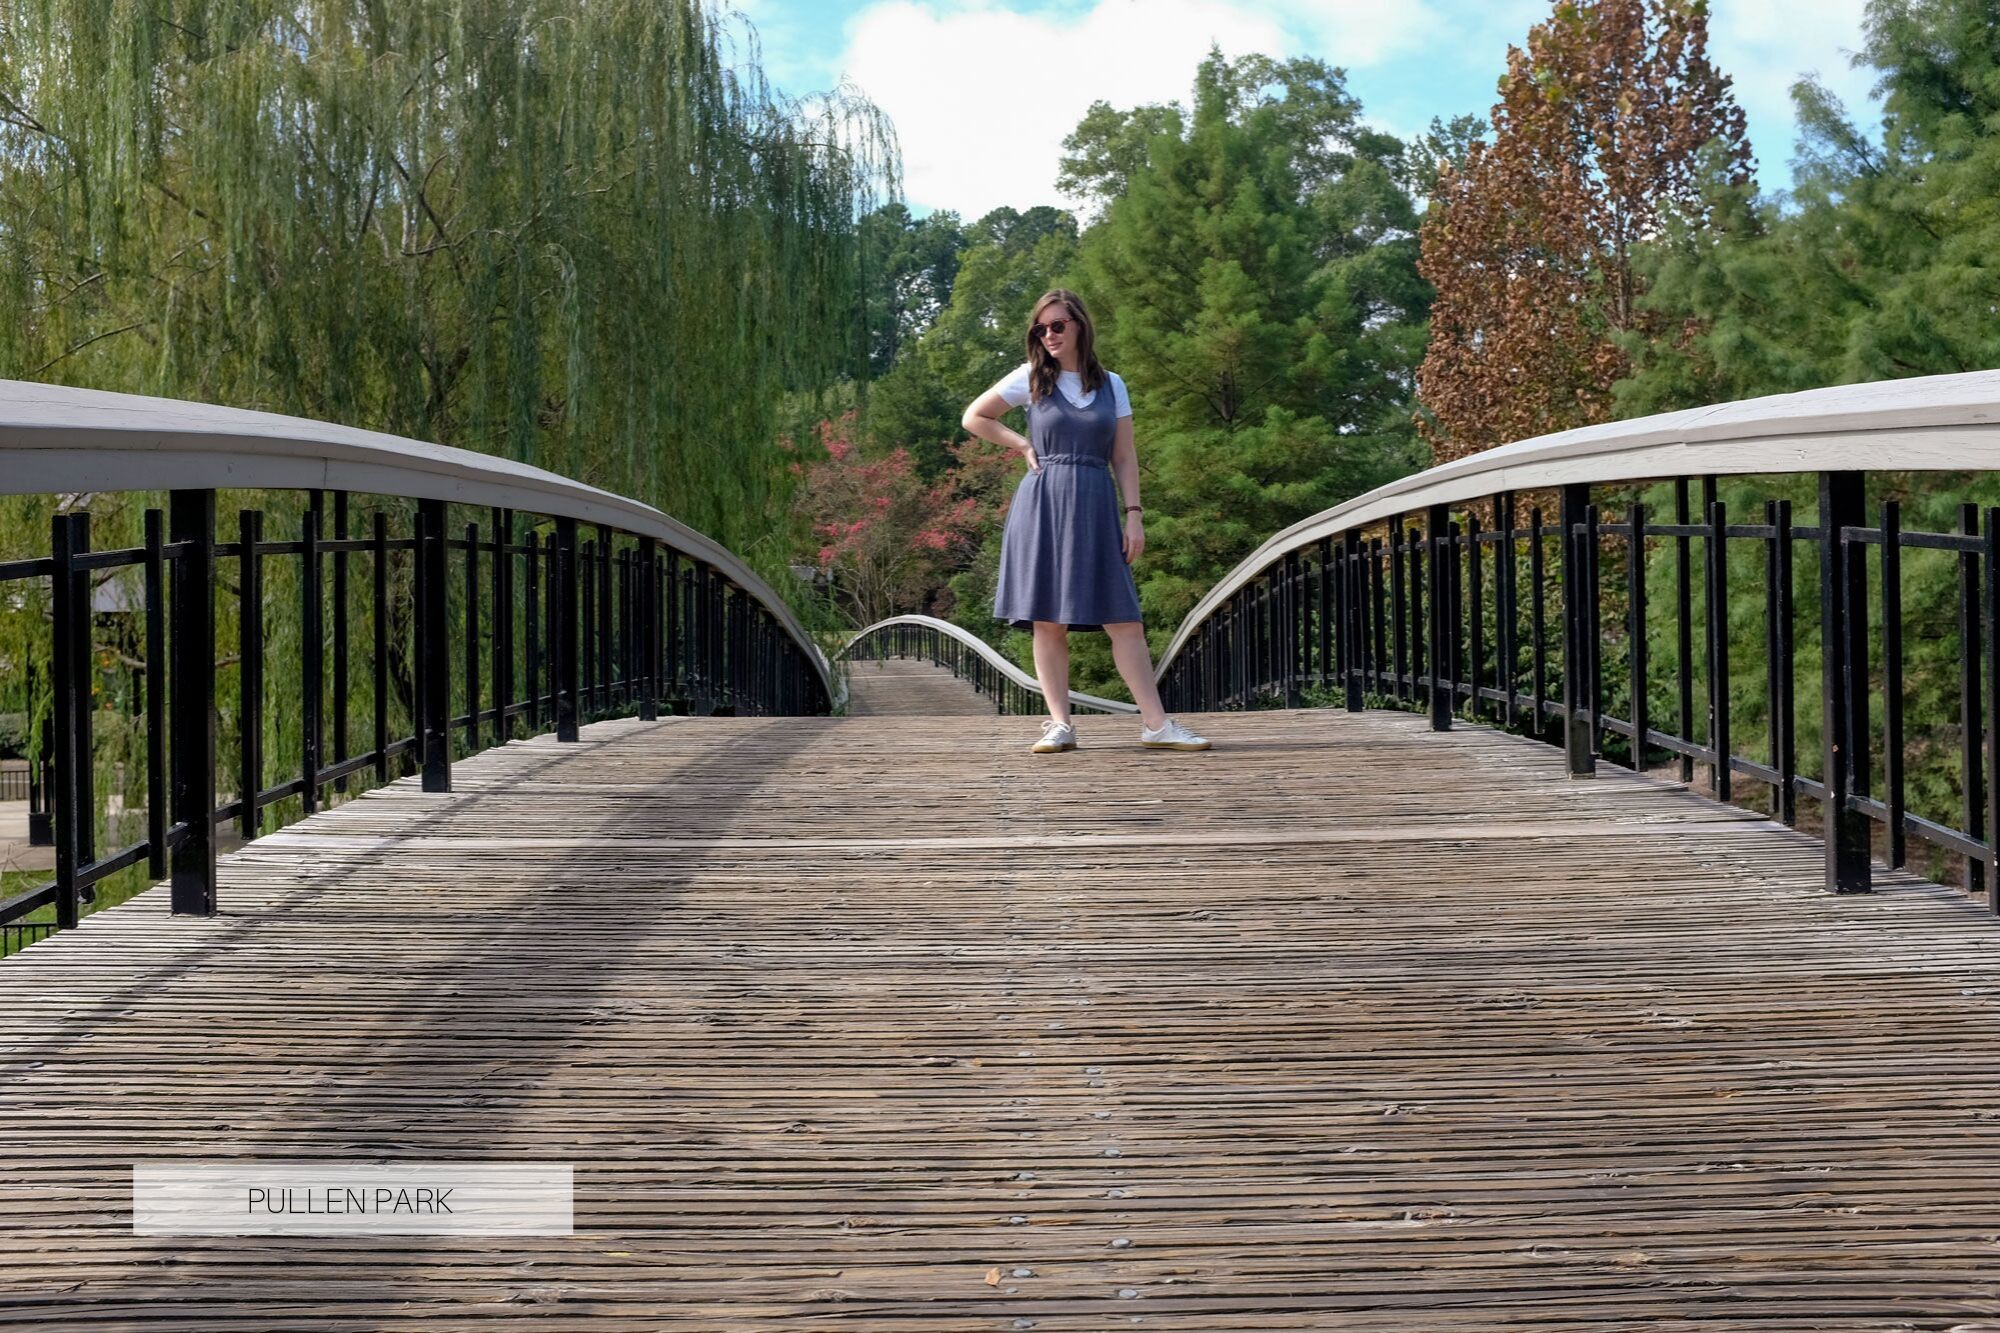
1103, 622, 1168, 729
1031, 621, 1073, 723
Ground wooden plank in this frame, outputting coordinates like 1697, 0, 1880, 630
4, 708, 2000, 1326
842, 658, 996, 718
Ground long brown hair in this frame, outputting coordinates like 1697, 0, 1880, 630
1025, 288, 1106, 404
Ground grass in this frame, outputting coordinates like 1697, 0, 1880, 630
1, 860, 157, 960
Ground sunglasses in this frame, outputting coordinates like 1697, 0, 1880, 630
1032, 318, 1076, 339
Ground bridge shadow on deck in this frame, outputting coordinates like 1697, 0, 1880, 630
8, 708, 2000, 1327
0, 715, 835, 1326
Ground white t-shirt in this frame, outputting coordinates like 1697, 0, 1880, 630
993, 362, 1132, 418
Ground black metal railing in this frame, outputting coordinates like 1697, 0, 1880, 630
1, 387, 834, 953
840, 616, 1137, 716
0, 922, 56, 959
1155, 372, 2000, 905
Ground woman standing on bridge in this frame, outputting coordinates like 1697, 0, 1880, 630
961, 289, 1211, 755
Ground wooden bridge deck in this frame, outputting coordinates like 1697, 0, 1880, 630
7, 708, 2000, 1328
841, 656, 998, 716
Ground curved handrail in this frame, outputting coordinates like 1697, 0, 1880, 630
1157, 368, 2000, 678
839, 614, 1139, 714
0, 378, 835, 698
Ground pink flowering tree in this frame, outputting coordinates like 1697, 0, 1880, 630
784, 412, 1015, 626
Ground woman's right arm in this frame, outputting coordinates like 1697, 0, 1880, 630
962, 388, 1040, 473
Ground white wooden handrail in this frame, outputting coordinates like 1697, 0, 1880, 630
1157, 368, 2000, 678
840, 614, 1139, 713
0, 378, 834, 699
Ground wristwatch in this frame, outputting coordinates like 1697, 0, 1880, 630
1124, 505, 1143, 513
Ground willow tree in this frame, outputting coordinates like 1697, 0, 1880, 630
0, 1, 896, 913
0, 0, 896, 536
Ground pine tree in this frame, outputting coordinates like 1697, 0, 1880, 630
1068, 48, 1429, 639
1621, 0, 2000, 409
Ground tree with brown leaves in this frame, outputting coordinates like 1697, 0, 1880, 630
1416, 0, 1751, 463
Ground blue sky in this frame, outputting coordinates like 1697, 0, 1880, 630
720, 0, 1882, 221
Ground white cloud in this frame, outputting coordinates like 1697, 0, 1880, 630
1262, 0, 1439, 67
826, 0, 1875, 214
833, 0, 1436, 219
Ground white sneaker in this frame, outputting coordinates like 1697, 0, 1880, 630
1031, 719, 1076, 753
1139, 717, 1210, 751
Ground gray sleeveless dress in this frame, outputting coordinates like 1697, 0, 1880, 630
990, 371, 1143, 631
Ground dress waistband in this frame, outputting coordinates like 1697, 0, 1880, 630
1038, 454, 1108, 468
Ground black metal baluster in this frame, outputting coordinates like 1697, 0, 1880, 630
1531, 508, 1546, 733
1774, 500, 1796, 827
1987, 507, 2000, 910
1707, 497, 1730, 801
240, 507, 265, 838
1560, 485, 1593, 775
598, 524, 613, 710
1629, 503, 1648, 773
623, 545, 637, 708
1962, 503, 1984, 895
1256, 578, 1270, 700
416, 498, 451, 791
493, 507, 512, 745
1345, 551, 1360, 699
169, 490, 217, 915
302, 497, 323, 814
1456, 516, 1472, 712
1360, 536, 1376, 696
1468, 511, 1484, 719
1389, 521, 1406, 702
144, 509, 166, 877
546, 534, 561, 720
1284, 549, 1302, 706
639, 537, 659, 721
612, 546, 626, 708
555, 517, 580, 742
410, 505, 426, 761
333, 492, 350, 793
1675, 478, 1695, 782
1764, 500, 1783, 807
1409, 524, 1425, 709
580, 537, 595, 720
1821, 471, 1870, 892
1427, 505, 1450, 730
1343, 531, 1364, 710
1882, 500, 1905, 868
1316, 536, 1333, 690
464, 519, 479, 754
671, 553, 684, 710
524, 530, 541, 729
685, 562, 700, 708
1585, 504, 1602, 759
1499, 492, 1517, 731
1234, 589, 1247, 709
49, 513, 84, 928
372, 512, 389, 783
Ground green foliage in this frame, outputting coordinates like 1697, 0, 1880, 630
1605, 0, 2000, 880
0, 0, 894, 548
0, 2, 889, 949
1621, 0, 2000, 407
1403, 114, 1488, 199
1068, 47, 1430, 690
859, 203, 968, 376
860, 206, 1081, 476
